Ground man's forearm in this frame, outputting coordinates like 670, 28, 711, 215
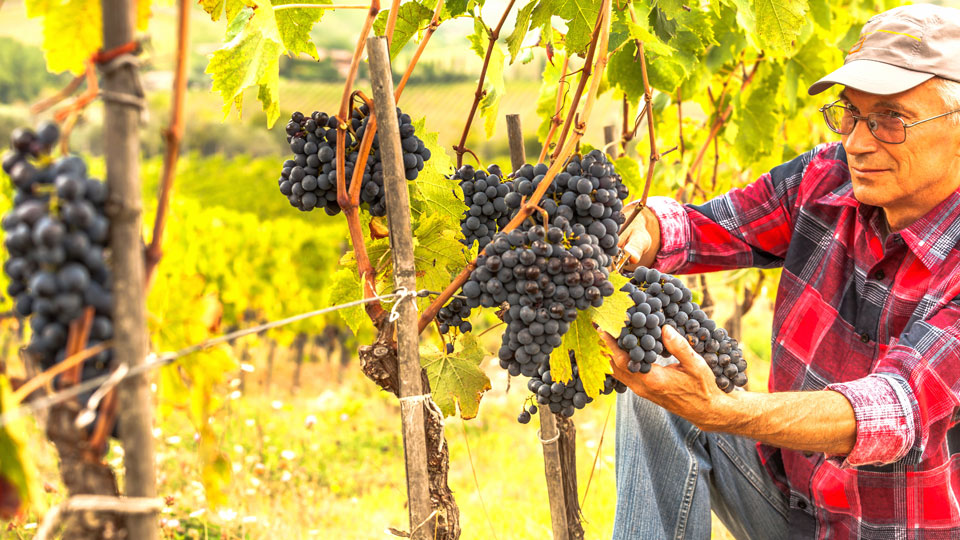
704, 390, 857, 456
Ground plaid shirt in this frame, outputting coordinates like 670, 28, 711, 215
647, 142, 960, 539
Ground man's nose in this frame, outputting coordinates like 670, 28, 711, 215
842, 117, 879, 155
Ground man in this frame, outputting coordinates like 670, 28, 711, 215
609, 4, 960, 539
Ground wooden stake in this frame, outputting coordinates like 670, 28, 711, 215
604, 125, 619, 159
368, 35, 436, 540
505, 113, 577, 540
101, 1, 157, 538
506, 114, 526, 172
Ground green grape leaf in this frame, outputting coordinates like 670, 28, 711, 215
613, 156, 644, 198
442, 0, 472, 18
655, 0, 686, 19
206, 2, 283, 127
753, 0, 808, 54
467, 16, 506, 137
807, 0, 831, 30
784, 36, 835, 111
374, 1, 435, 62
649, 5, 678, 42
530, 0, 557, 38
534, 58, 566, 142
734, 65, 782, 164
622, 16, 676, 57
559, 0, 600, 55
608, 40, 686, 96
421, 333, 492, 418
0, 377, 41, 518
506, 0, 536, 64
410, 118, 462, 229
328, 268, 366, 335
589, 273, 633, 337
273, 0, 331, 60
200, 0, 249, 22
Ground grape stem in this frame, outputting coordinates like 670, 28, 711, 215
145, 0, 190, 290
453, 0, 518, 169
418, 0, 612, 333
385, 0, 401, 44
335, 0, 387, 325
687, 58, 762, 186
537, 54, 570, 164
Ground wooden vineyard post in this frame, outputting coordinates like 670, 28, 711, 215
604, 125, 619, 159
101, 0, 158, 538
505, 114, 583, 540
367, 35, 437, 540
506, 114, 526, 172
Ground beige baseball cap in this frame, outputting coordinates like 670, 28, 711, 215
808, 3, 960, 96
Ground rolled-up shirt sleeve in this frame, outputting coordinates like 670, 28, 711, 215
828, 301, 960, 467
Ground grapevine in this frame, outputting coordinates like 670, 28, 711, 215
1, 123, 115, 414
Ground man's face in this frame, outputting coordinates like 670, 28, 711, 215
840, 81, 960, 228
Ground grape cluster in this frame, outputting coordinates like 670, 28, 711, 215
506, 150, 629, 260
518, 350, 627, 422
618, 266, 747, 392
278, 105, 430, 215
1, 124, 114, 374
454, 164, 516, 251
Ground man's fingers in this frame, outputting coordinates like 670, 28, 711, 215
599, 331, 628, 366
662, 324, 703, 371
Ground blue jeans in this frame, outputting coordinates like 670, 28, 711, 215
613, 391, 790, 540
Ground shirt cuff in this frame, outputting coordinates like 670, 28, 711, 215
646, 196, 689, 273
826, 374, 915, 467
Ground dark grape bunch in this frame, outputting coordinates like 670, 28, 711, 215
517, 350, 627, 422
278, 105, 430, 216
506, 150, 629, 260
1, 124, 114, 375
617, 266, 748, 392
453, 163, 516, 251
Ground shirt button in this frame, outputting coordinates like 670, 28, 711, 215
874, 270, 885, 280
803, 451, 814, 457
797, 499, 808, 510
860, 332, 870, 343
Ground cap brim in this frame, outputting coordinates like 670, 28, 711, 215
807, 59, 935, 96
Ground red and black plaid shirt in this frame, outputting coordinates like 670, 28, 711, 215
648, 142, 960, 539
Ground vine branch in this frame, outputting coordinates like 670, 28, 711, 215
537, 54, 570, 164
419, 0, 612, 332
394, 0, 445, 100
687, 58, 762, 184
453, 0, 517, 168
335, 0, 387, 325
144, 0, 190, 289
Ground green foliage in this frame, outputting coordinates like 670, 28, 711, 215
0, 38, 69, 103
467, 16, 506, 138
420, 333, 492, 418
373, 0, 435, 62
0, 377, 41, 519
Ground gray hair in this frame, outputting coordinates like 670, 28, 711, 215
929, 76, 960, 125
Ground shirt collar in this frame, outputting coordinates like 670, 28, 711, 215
814, 143, 960, 270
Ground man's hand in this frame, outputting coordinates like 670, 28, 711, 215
602, 324, 732, 431
618, 205, 660, 271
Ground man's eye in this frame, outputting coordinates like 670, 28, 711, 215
884, 110, 904, 118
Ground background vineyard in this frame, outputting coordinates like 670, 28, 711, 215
0, 0, 920, 536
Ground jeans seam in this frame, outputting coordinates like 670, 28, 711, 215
715, 435, 789, 519
674, 425, 702, 540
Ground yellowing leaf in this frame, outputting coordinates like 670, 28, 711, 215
551, 312, 612, 398
206, 3, 283, 126
421, 333, 491, 418
200, 0, 249, 22
588, 273, 633, 337
274, 0, 331, 60
328, 268, 366, 335
0, 377, 41, 517
753, 0, 807, 54
558, 0, 599, 55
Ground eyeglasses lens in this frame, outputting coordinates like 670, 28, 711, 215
825, 106, 905, 143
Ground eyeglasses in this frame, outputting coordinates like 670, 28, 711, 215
819, 100, 960, 144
